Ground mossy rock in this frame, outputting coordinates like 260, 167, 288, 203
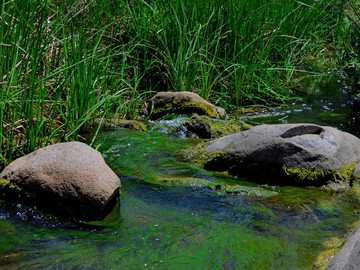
187, 142, 360, 187
184, 114, 251, 139
189, 148, 359, 186
148, 91, 225, 120
313, 237, 344, 269
117, 120, 147, 132
187, 124, 360, 187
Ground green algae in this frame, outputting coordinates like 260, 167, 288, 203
152, 176, 218, 188
223, 185, 278, 197
187, 142, 360, 187
145, 175, 278, 197
283, 163, 358, 187
2, 128, 360, 269
185, 142, 230, 167
313, 236, 343, 269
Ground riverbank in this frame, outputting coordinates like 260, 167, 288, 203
1, 0, 359, 170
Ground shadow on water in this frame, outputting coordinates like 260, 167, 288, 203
1, 72, 360, 269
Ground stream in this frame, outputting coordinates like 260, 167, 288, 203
1, 72, 360, 269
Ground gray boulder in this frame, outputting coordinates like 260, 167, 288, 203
189, 123, 360, 185
0, 142, 121, 221
326, 225, 360, 270
148, 91, 225, 120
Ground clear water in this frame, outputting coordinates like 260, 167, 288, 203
1, 73, 360, 269
243, 72, 360, 136
1, 129, 360, 269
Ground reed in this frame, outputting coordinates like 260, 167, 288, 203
0, 0, 356, 169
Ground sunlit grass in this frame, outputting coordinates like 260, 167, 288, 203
0, 0, 357, 169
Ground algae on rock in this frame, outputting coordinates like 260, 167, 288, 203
184, 114, 251, 139
186, 124, 360, 187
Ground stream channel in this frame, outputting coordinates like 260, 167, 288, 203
1, 72, 360, 269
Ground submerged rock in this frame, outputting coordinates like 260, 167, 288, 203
0, 142, 121, 221
148, 91, 225, 120
149, 176, 277, 197
188, 123, 360, 186
326, 224, 360, 270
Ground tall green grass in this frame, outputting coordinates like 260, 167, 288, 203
126, 0, 348, 108
0, 0, 137, 169
0, 0, 356, 169
342, 0, 360, 87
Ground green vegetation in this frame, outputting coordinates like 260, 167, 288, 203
1, 0, 358, 169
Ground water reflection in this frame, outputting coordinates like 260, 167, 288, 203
244, 72, 360, 136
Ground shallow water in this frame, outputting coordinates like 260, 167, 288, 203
2, 72, 360, 269
1, 129, 360, 269
243, 72, 360, 136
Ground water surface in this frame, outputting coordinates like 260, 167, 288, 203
1, 72, 360, 269
1, 129, 360, 269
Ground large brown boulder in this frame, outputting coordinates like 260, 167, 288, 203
189, 123, 360, 185
148, 91, 225, 120
326, 225, 360, 270
0, 142, 121, 221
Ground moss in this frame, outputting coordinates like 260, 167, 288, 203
314, 219, 360, 269
117, 120, 147, 132
145, 175, 277, 198
187, 141, 360, 187
184, 114, 251, 139
283, 163, 357, 186
223, 184, 277, 197
155, 176, 219, 189
313, 237, 343, 269
206, 120, 249, 139
187, 145, 233, 172
0, 178, 22, 192
283, 166, 331, 182
0, 178, 33, 201
151, 100, 219, 119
